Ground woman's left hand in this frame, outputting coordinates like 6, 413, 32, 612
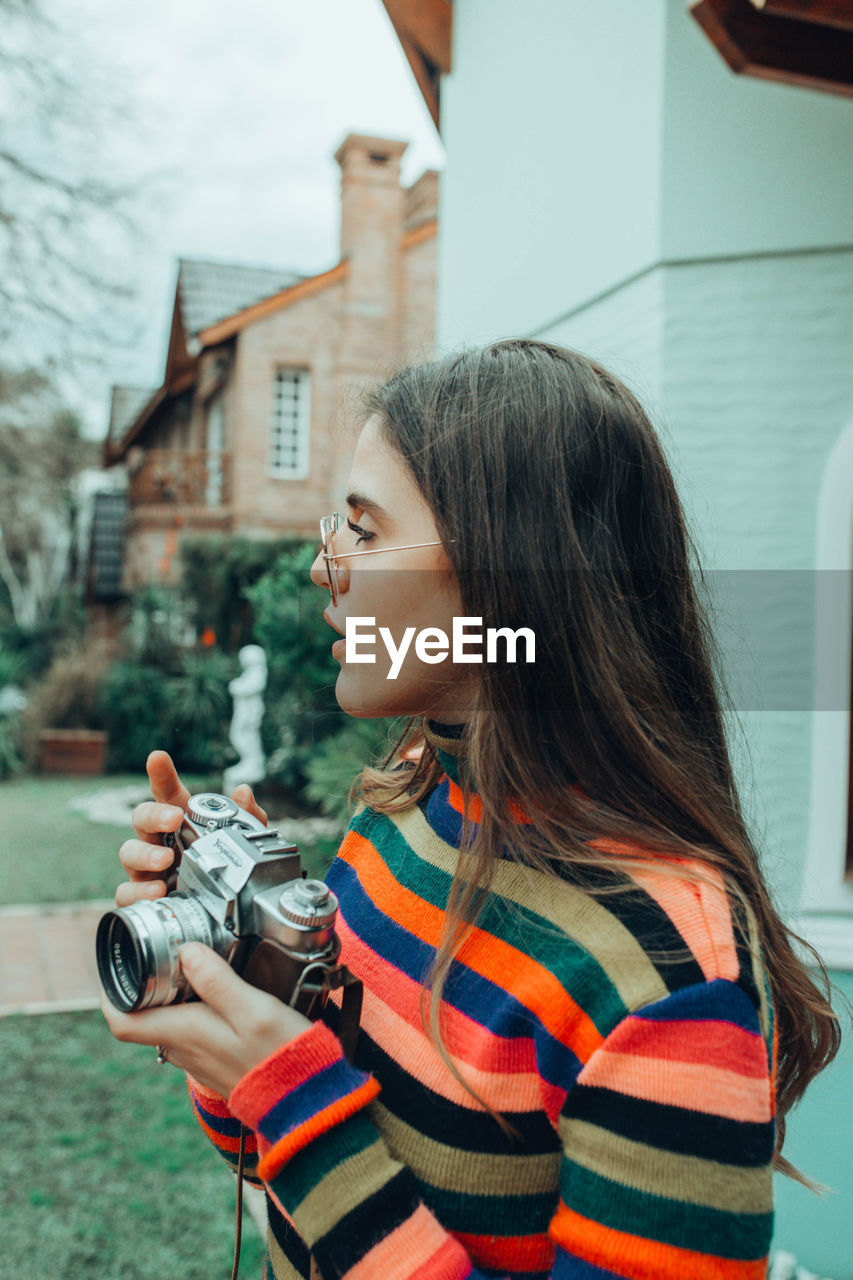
101, 942, 313, 1097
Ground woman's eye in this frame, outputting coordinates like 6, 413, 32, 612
347, 517, 374, 545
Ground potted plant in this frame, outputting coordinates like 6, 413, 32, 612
23, 644, 110, 775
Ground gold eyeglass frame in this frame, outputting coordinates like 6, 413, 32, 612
320, 512, 453, 605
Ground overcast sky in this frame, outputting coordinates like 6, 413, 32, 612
48, 0, 445, 436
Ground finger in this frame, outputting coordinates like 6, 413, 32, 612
120, 835, 176, 877
178, 943, 264, 1031
231, 784, 268, 827
146, 750, 191, 810
114, 879, 169, 907
131, 799, 185, 845
99, 989, 212, 1047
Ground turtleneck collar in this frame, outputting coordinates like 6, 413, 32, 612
421, 718, 466, 785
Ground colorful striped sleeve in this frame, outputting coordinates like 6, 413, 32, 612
551, 977, 776, 1280
186, 1074, 263, 1186
223, 981, 774, 1280
228, 1019, 482, 1279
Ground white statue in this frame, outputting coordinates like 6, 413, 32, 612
223, 644, 268, 794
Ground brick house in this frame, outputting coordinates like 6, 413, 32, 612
103, 133, 438, 589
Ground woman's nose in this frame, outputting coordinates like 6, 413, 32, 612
309, 548, 328, 591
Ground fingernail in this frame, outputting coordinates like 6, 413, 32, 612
159, 806, 180, 825
145, 883, 164, 897
180, 943, 201, 967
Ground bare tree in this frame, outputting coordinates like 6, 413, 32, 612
0, 0, 146, 371
0, 365, 96, 627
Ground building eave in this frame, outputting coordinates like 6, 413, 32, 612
107, 367, 198, 464
691, 0, 853, 97
380, 0, 452, 131
196, 260, 350, 347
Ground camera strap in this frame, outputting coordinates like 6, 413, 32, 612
326, 965, 364, 1064
230, 959, 365, 1280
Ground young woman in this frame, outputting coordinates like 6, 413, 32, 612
105, 340, 840, 1280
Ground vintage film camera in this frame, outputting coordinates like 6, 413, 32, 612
96, 793, 360, 1036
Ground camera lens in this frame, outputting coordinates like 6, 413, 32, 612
96, 894, 227, 1011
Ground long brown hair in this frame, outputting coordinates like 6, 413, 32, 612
354, 339, 840, 1183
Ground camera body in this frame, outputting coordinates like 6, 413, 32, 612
97, 792, 346, 1017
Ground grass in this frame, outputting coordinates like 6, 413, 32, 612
0, 770, 343, 1275
0, 1009, 268, 1278
0, 772, 340, 907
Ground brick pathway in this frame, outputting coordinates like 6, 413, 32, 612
0, 900, 113, 1017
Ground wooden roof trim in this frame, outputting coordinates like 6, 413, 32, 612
401, 218, 438, 250
382, 0, 451, 71
196, 260, 349, 347
381, 0, 452, 131
750, 0, 853, 29
108, 366, 198, 463
691, 0, 853, 97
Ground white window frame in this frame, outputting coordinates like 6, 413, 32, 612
797, 413, 853, 969
268, 367, 311, 480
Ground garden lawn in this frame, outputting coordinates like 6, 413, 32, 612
0, 772, 340, 906
0, 1009, 267, 1278
0, 772, 213, 906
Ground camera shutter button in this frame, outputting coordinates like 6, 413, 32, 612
188, 794, 239, 828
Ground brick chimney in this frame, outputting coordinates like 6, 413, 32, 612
403, 169, 439, 232
334, 133, 408, 371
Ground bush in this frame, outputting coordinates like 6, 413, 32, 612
99, 661, 172, 770
303, 716, 404, 819
0, 591, 86, 679
0, 709, 23, 779
100, 649, 235, 773
0, 642, 30, 689
245, 542, 343, 791
20, 642, 111, 765
244, 543, 403, 816
179, 535, 298, 652
92, 584, 236, 773
169, 648, 236, 772
122, 582, 185, 669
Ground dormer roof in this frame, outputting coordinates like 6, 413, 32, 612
177, 258, 305, 338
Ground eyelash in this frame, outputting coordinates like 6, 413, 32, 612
347, 517, 374, 545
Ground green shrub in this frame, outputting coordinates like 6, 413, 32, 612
20, 642, 111, 765
0, 710, 23, 779
303, 716, 404, 819
179, 535, 298, 652
100, 649, 235, 773
122, 582, 184, 669
169, 648, 236, 772
245, 542, 345, 790
244, 543, 404, 814
0, 642, 29, 689
99, 661, 172, 770
0, 591, 86, 678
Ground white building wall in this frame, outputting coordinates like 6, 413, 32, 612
438, 0, 667, 347
536, 249, 853, 921
436, 6, 853, 1268
660, 0, 853, 260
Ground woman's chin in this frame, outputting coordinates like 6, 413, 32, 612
333, 667, 472, 722
333, 674, 422, 719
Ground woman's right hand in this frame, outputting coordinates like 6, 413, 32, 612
114, 750, 268, 908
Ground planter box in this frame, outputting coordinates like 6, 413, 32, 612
39, 729, 109, 776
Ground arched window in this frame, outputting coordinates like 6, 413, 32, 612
801, 415, 853, 968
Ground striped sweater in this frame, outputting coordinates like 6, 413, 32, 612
189, 720, 776, 1280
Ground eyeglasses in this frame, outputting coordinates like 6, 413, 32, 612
319, 512, 452, 606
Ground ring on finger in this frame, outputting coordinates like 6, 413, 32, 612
156, 1044, 168, 1065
